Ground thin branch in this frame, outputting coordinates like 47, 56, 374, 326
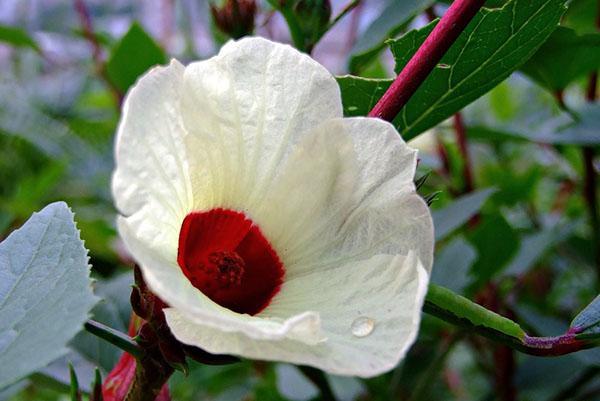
368, 0, 486, 121
298, 365, 337, 401
84, 320, 143, 359
423, 296, 598, 357
454, 111, 474, 193
73, 0, 123, 106
328, 0, 361, 32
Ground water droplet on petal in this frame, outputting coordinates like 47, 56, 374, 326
351, 317, 375, 337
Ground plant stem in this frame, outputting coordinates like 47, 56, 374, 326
298, 366, 337, 401
423, 285, 598, 356
453, 112, 474, 193
73, 0, 123, 106
268, 0, 307, 52
124, 353, 173, 401
584, 51, 599, 286
368, 0, 486, 121
84, 320, 143, 359
327, 0, 361, 32
409, 333, 460, 401
550, 366, 600, 401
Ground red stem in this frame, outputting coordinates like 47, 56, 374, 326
73, 0, 124, 106
368, 0, 486, 121
453, 113, 474, 193
583, 3, 600, 285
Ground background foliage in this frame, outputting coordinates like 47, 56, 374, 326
0, 0, 599, 400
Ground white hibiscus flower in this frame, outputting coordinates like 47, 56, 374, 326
113, 37, 434, 378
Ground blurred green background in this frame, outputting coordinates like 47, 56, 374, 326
1, 0, 599, 400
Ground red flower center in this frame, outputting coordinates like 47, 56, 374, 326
177, 208, 284, 315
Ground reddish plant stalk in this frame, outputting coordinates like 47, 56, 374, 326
453, 113, 474, 193
368, 0, 486, 121
73, 0, 124, 105
583, 5, 600, 284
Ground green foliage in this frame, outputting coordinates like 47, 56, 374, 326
336, 75, 392, 117
0, 203, 98, 389
105, 22, 166, 93
0, 25, 40, 52
467, 213, 520, 285
431, 188, 496, 241
572, 295, 600, 336
388, 0, 567, 139
2, 0, 600, 399
349, 0, 434, 73
425, 284, 526, 340
521, 27, 600, 91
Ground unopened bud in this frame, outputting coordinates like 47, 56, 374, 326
210, 0, 257, 39
292, 0, 331, 40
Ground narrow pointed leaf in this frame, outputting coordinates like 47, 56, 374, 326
571, 296, 600, 335
0, 202, 98, 389
432, 188, 496, 241
105, 22, 166, 93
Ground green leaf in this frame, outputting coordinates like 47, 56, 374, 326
349, 0, 434, 73
432, 188, 496, 241
562, 0, 599, 34
468, 104, 600, 145
504, 224, 575, 276
387, 0, 566, 139
68, 363, 81, 401
521, 27, 600, 91
424, 284, 526, 341
0, 24, 40, 52
571, 295, 600, 335
467, 214, 520, 284
336, 75, 392, 117
431, 236, 477, 293
105, 22, 166, 93
0, 202, 98, 389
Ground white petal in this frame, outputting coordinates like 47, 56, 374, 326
112, 59, 192, 220
165, 252, 429, 378
251, 117, 434, 276
117, 215, 324, 344
179, 37, 343, 211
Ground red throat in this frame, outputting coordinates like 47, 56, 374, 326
177, 208, 284, 315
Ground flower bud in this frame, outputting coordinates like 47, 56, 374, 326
210, 0, 257, 39
292, 0, 331, 41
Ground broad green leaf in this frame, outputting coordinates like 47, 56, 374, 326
349, 0, 434, 73
387, 0, 566, 139
0, 24, 40, 52
424, 284, 525, 341
467, 214, 520, 285
105, 22, 166, 93
431, 236, 477, 293
571, 295, 600, 335
432, 188, 496, 241
336, 76, 392, 117
0, 202, 98, 389
562, 0, 599, 34
521, 27, 600, 91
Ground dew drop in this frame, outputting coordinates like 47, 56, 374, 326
351, 317, 375, 337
